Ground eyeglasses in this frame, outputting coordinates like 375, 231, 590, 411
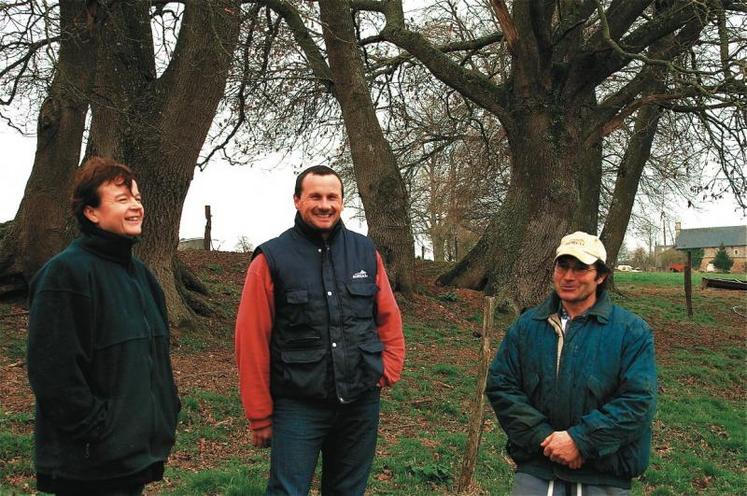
554, 259, 597, 275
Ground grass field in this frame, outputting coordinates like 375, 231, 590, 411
1, 262, 745, 495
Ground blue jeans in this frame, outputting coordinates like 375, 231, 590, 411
267, 387, 381, 496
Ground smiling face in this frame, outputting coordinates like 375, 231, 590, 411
553, 255, 607, 317
294, 173, 343, 235
83, 179, 144, 237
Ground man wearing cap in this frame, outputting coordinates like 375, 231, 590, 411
486, 232, 657, 495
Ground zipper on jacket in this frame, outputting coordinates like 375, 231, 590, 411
323, 241, 348, 402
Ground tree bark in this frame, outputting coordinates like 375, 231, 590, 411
0, 1, 96, 295
83, 1, 241, 327
318, 0, 415, 293
438, 92, 600, 311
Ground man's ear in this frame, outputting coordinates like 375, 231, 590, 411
293, 194, 301, 210
596, 273, 608, 285
83, 205, 98, 224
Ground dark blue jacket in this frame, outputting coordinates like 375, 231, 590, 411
486, 291, 657, 489
255, 214, 383, 404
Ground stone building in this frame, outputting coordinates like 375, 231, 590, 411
675, 223, 747, 273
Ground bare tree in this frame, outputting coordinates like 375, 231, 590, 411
337, 0, 747, 310
0, 1, 241, 327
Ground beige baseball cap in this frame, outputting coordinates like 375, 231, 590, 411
555, 231, 607, 265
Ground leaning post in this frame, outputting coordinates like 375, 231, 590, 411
456, 296, 496, 493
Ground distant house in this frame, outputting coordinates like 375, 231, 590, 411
178, 237, 209, 251
675, 223, 747, 273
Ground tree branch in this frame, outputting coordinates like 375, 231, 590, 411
377, 0, 511, 126
488, 0, 518, 55
258, 0, 333, 91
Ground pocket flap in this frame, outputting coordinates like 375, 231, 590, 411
286, 289, 309, 304
346, 282, 377, 296
359, 340, 384, 353
281, 348, 326, 364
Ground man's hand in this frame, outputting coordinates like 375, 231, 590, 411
541, 431, 584, 469
251, 425, 272, 448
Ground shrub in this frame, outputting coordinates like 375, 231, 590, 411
712, 244, 734, 272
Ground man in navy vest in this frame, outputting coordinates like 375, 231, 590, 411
235, 165, 406, 495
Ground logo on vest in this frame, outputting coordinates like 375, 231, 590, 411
352, 270, 368, 279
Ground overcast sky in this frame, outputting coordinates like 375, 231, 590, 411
1, 127, 744, 255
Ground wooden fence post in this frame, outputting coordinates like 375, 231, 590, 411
203, 205, 212, 251
685, 251, 693, 318
456, 296, 496, 493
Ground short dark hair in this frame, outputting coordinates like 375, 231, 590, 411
594, 260, 611, 294
71, 156, 136, 230
294, 165, 343, 198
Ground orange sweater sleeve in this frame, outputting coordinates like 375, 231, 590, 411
375, 252, 406, 387
235, 254, 274, 431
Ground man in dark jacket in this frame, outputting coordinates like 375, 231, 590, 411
27, 157, 180, 496
235, 165, 405, 495
486, 231, 656, 495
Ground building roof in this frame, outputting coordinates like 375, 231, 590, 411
675, 225, 747, 250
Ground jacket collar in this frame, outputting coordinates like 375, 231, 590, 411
293, 212, 343, 245
77, 226, 137, 267
533, 290, 611, 324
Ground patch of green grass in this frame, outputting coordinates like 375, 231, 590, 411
175, 331, 211, 353
0, 430, 33, 480
431, 363, 459, 377
0, 407, 34, 484
161, 458, 267, 496
437, 292, 459, 302
658, 347, 746, 398
614, 271, 706, 287
205, 263, 224, 274
638, 346, 747, 496
173, 390, 244, 455
617, 293, 717, 325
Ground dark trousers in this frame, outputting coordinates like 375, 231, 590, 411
267, 387, 381, 496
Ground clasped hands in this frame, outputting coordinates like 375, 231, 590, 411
541, 431, 584, 469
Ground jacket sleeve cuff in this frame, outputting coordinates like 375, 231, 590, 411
567, 425, 592, 459
249, 417, 272, 431
530, 424, 555, 451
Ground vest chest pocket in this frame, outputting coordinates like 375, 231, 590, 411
284, 289, 309, 326
345, 282, 377, 318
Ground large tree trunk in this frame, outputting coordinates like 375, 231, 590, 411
0, 1, 95, 295
601, 104, 663, 270
439, 97, 600, 311
84, 1, 240, 327
318, 0, 415, 293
